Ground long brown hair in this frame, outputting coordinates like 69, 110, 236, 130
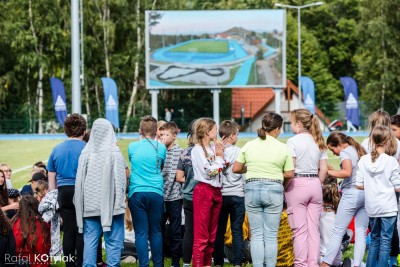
11, 195, 50, 252
368, 109, 391, 131
257, 112, 283, 140
194, 118, 216, 158
367, 109, 398, 154
322, 176, 340, 212
327, 132, 366, 159
370, 126, 397, 162
0, 170, 9, 207
290, 109, 326, 150
0, 205, 12, 237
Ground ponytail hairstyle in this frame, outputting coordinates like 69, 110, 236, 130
291, 109, 326, 150
327, 131, 366, 159
194, 118, 216, 158
322, 175, 340, 212
125, 206, 133, 231
370, 125, 397, 162
257, 112, 283, 140
187, 119, 197, 146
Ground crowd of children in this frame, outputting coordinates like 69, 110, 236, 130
1, 109, 400, 267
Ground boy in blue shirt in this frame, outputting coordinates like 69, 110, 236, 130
128, 115, 167, 267
47, 113, 86, 267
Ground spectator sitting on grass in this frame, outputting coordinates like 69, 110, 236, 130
12, 195, 50, 267
0, 170, 19, 213
20, 164, 47, 196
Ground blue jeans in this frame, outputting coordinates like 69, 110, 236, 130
129, 192, 164, 267
322, 189, 368, 266
83, 214, 124, 267
164, 199, 183, 267
214, 196, 245, 266
245, 181, 283, 267
366, 216, 396, 267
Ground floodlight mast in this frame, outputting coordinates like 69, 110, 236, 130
274, 1, 323, 109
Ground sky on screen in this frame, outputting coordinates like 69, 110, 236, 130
151, 10, 284, 35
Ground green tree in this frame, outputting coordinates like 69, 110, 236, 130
354, 0, 400, 114
0, 0, 70, 133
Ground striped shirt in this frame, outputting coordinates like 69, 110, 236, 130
162, 144, 184, 201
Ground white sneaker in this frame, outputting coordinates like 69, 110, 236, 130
121, 256, 136, 264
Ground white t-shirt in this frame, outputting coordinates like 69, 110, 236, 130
286, 133, 328, 174
356, 153, 400, 217
361, 138, 400, 160
319, 211, 342, 265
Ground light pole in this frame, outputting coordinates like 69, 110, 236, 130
274, 1, 323, 109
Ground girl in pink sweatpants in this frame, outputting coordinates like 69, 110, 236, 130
285, 109, 328, 267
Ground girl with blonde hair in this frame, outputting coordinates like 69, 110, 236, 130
0, 163, 13, 189
285, 109, 328, 267
361, 109, 400, 160
191, 118, 227, 267
356, 126, 400, 266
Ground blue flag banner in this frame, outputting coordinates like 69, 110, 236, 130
340, 77, 360, 127
300, 76, 315, 114
49, 78, 68, 127
101, 77, 120, 129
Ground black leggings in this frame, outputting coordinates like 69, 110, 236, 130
182, 199, 194, 264
58, 186, 84, 267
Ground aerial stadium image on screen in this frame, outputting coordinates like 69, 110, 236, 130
145, 10, 286, 89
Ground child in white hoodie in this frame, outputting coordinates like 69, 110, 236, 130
356, 125, 400, 267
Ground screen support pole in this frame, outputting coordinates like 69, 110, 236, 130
273, 88, 282, 115
273, 87, 283, 132
212, 89, 221, 126
150, 89, 159, 120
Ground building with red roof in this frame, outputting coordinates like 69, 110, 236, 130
232, 80, 331, 132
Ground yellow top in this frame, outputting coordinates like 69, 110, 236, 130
236, 137, 294, 181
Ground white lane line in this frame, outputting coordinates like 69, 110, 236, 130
13, 160, 48, 173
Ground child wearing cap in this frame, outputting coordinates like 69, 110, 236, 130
20, 170, 47, 197
30, 172, 47, 193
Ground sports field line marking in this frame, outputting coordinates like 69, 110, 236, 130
13, 160, 48, 174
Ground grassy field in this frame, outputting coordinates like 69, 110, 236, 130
168, 40, 229, 53
0, 136, 354, 189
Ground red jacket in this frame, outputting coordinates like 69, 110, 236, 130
13, 218, 50, 267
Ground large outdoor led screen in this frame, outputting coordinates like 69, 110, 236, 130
145, 10, 286, 89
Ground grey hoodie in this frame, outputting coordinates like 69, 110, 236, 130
356, 153, 400, 217
75, 118, 126, 233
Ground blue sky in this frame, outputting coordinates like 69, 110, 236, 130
149, 10, 285, 35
